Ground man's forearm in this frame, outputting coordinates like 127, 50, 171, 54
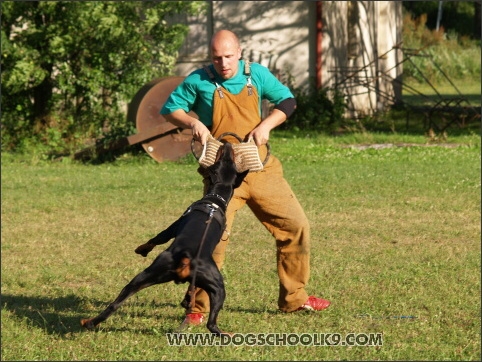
261, 109, 288, 131
164, 109, 211, 144
163, 109, 200, 129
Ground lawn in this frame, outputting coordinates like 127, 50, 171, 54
402, 77, 481, 107
1, 133, 480, 360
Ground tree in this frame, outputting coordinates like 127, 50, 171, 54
403, 1, 479, 38
1, 1, 205, 156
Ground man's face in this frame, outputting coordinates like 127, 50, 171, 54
211, 38, 241, 80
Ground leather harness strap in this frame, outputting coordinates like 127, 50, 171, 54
203, 65, 224, 99
183, 200, 226, 228
186, 203, 219, 312
244, 59, 253, 96
182, 196, 227, 313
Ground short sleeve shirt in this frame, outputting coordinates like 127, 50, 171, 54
160, 60, 294, 127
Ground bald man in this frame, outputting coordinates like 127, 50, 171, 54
160, 30, 330, 326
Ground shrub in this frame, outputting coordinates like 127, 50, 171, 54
282, 82, 348, 134
402, 10, 481, 84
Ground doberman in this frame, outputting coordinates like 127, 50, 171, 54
80, 142, 248, 336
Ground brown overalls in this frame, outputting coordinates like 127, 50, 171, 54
191, 64, 311, 313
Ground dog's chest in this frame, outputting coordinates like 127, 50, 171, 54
170, 209, 225, 255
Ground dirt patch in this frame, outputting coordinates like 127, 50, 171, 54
344, 143, 465, 150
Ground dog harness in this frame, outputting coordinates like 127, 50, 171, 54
183, 195, 227, 315
182, 198, 226, 228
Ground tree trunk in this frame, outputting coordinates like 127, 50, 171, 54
32, 71, 53, 126
32, 2, 54, 129
475, 1, 481, 39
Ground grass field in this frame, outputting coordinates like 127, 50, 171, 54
403, 77, 481, 107
1, 133, 480, 361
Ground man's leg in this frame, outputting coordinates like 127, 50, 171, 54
246, 156, 312, 312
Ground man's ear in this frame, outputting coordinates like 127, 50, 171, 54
234, 170, 249, 189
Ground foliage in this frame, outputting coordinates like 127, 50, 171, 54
401, 7, 481, 84
403, 1, 479, 39
1, 1, 205, 158
282, 80, 348, 133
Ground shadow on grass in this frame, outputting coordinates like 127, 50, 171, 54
0, 293, 182, 336
1, 293, 279, 336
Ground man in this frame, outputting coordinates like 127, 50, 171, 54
161, 30, 330, 325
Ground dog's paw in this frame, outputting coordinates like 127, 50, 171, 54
80, 318, 96, 330
135, 243, 155, 257
180, 295, 191, 309
208, 327, 232, 337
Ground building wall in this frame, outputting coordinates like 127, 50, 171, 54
175, 1, 311, 90
320, 1, 403, 116
173, 1, 403, 116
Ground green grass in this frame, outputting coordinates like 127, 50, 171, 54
351, 76, 481, 136
403, 77, 481, 108
1, 133, 480, 360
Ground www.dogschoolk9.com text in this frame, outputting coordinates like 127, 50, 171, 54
166, 332, 383, 347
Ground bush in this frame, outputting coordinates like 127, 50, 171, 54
1, 1, 204, 159
402, 10, 481, 84
282, 83, 348, 134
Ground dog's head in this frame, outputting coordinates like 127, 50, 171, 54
206, 142, 249, 191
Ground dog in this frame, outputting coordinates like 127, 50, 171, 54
80, 142, 248, 336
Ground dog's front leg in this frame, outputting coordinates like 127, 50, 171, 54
135, 218, 181, 257
206, 285, 227, 336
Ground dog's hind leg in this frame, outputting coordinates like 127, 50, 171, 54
194, 263, 227, 336
81, 253, 174, 329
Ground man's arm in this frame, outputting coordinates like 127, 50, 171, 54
248, 98, 296, 146
164, 110, 211, 145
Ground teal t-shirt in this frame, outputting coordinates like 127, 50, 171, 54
160, 60, 294, 127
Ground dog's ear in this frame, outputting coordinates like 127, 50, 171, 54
205, 144, 225, 184
214, 144, 225, 162
234, 170, 249, 189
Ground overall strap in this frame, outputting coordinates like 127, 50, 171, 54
244, 59, 253, 96
203, 65, 224, 99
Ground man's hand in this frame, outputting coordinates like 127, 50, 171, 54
191, 120, 211, 145
164, 110, 210, 145
249, 123, 271, 146
248, 109, 287, 146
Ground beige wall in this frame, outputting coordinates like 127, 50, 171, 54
320, 1, 403, 116
173, 1, 403, 115
175, 1, 312, 90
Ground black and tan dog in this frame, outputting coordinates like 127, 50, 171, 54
81, 142, 248, 336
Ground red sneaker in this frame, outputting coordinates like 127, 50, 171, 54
182, 313, 205, 325
297, 296, 331, 311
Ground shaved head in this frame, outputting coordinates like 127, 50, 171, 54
210, 30, 240, 51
